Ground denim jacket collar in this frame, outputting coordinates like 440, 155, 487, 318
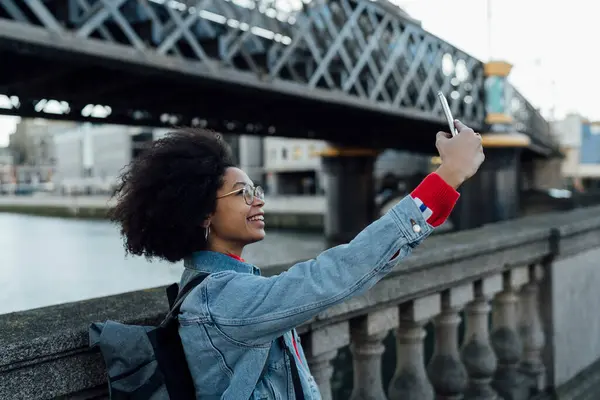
184, 251, 261, 276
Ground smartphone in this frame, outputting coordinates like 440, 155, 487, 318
437, 91, 457, 137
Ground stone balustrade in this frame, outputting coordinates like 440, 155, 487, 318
2, 206, 600, 399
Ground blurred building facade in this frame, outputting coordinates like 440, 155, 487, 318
552, 113, 600, 191
0, 147, 13, 185
9, 118, 76, 166
52, 124, 170, 194
263, 137, 326, 195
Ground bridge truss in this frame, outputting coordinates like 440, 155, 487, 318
0, 0, 556, 153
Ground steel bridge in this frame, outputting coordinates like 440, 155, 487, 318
0, 0, 558, 156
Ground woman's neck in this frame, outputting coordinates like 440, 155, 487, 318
208, 240, 244, 258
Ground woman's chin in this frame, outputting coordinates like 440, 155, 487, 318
244, 229, 266, 244
254, 230, 266, 241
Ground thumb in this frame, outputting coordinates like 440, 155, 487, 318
454, 119, 472, 133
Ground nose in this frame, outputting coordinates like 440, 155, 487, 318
253, 194, 265, 207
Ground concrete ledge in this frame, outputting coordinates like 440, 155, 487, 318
2, 205, 600, 398
0, 203, 110, 220
555, 356, 600, 400
0, 289, 168, 399
533, 357, 600, 400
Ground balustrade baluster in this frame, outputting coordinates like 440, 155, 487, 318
461, 276, 503, 400
388, 294, 440, 400
349, 307, 398, 400
490, 266, 529, 400
519, 264, 547, 393
304, 322, 350, 400
428, 285, 473, 400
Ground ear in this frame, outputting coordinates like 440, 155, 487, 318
202, 218, 211, 228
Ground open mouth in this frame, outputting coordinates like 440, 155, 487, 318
247, 214, 264, 222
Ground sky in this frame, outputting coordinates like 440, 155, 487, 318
0, 0, 597, 147
401, 0, 598, 121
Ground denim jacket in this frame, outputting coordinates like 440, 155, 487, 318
178, 195, 434, 399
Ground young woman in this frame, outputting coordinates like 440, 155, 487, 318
110, 120, 484, 399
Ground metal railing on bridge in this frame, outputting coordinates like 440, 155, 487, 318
509, 84, 556, 154
0, 0, 555, 152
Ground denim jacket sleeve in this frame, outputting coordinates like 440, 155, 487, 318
205, 195, 434, 346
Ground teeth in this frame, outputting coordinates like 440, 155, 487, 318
248, 215, 264, 221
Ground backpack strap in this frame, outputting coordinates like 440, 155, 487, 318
258, 337, 305, 400
166, 282, 179, 309
160, 273, 209, 327
279, 336, 306, 400
163, 273, 305, 399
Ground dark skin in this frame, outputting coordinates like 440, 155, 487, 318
205, 167, 266, 257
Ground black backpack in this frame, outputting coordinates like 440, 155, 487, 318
89, 273, 306, 399
89, 273, 208, 399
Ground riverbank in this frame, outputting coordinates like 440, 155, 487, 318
0, 195, 326, 231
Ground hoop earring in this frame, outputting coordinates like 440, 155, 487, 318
205, 226, 210, 241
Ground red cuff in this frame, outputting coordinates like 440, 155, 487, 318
410, 173, 460, 227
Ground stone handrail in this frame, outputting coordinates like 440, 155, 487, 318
2, 206, 600, 399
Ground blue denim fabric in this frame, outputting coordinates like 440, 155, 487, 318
178, 195, 434, 399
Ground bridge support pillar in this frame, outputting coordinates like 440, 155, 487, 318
453, 134, 530, 229
452, 60, 532, 230
320, 146, 378, 246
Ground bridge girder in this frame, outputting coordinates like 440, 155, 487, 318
0, 0, 558, 156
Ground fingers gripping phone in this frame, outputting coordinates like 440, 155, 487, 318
437, 91, 458, 137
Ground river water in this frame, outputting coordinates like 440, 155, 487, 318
0, 213, 326, 315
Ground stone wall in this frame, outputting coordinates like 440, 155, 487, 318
3, 206, 600, 399
550, 247, 600, 387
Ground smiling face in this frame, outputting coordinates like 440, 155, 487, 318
207, 167, 266, 253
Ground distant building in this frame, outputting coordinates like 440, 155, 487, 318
9, 118, 77, 166
261, 136, 432, 196
552, 114, 600, 191
0, 147, 14, 184
4, 118, 77, 187
263, 137, 326, 195
224, 135, 264, 185
54, 124, 170, 180
53, 124, 166, 194
47, 123, 432, 197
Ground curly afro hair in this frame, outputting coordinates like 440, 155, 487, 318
109, 128, 234, 263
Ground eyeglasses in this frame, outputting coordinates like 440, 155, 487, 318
217, 184, 265, 205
